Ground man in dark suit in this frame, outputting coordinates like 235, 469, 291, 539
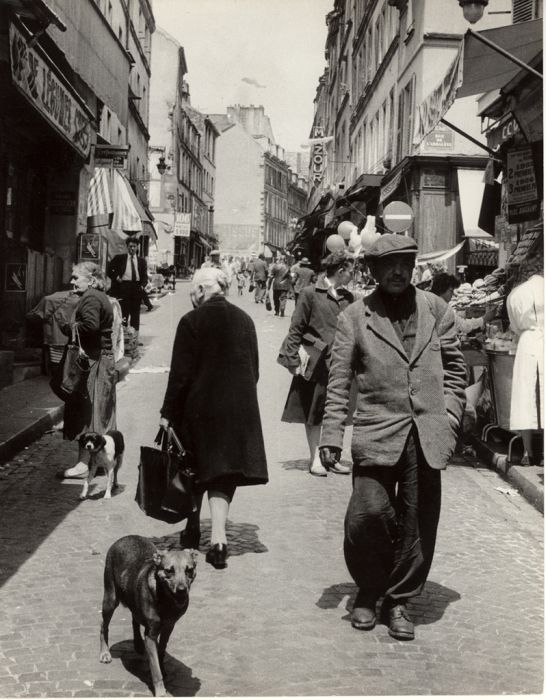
107, 238, 148, 331
320, 234, 467, 641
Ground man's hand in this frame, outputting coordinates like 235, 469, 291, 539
159, 416, 170, 431
319, 447, 341, 470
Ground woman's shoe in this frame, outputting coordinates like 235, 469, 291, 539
179, 526, 201, 549
206, 543, 228, 569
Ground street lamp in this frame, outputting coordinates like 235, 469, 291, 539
156, 156, 168, 175
458, 0, 488, 23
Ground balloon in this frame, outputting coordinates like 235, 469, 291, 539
337, 221, 356, 240
326, 234, 346, 252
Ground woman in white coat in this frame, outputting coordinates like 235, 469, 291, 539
506, 249, 544, 466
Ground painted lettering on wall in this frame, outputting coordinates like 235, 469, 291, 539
312, 126, 325, 186
9, 22, 92, 159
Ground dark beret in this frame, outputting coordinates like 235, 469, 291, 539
365, 233, 418, 261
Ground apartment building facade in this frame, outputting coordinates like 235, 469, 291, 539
308, 0, 518, 268
0, 0, 154, 372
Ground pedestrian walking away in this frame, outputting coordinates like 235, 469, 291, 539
57, 262, 117, 479
107, 238, 148, 332
278, 251, 354, 476
290, 257, 316, 307
251, 253, 268, 303
267, 254, 291, 317
320, 234, 467, 641
160, 267, 268, 570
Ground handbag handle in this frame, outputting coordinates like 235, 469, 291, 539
154, 426, 186, 457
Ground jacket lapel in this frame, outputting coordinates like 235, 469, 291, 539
365, 291, 409, 362
409, 291, 436, 366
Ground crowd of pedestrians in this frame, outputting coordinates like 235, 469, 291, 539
47, 231, 543, 645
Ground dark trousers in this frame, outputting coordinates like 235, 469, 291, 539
254, 279, 266, 303
119, 281, 143, 331
272, 289, 288, 315
344, 426, 441, 604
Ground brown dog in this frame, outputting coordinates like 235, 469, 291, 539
99, 535, 197, 697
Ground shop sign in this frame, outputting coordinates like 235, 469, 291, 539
192, 198, 208, 234
50, 191, 77, 215
487, 115, 520, 150
423, 125, 454, 152
413, 45, 463, 146
78, 233, 101, 261
173, 213, 191, 238
506, 146, 540, 224
380, 169, 403, 203
311, 126, 326, 186
9, 22, 92, 160
95, 145, 129, 170
5, 263, 26, 292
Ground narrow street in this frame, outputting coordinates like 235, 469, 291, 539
0, 284, 543, 697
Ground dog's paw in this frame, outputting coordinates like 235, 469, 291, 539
103, 492, 112, 499
99, 650, 112, 664
79, 493, 88, 501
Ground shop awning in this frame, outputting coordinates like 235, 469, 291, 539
87, 167, 113, 218
414, 20, 543, 145
416, 240, 466, 266
457, 168, 494, 239
111, 170, 142, 234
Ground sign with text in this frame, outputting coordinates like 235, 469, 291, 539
50, 191, 77, 215
95, 145, 129, 170
9, 22, 92, 159
311, 126, 326, 186
173, 213, 191, 238
423, 125, 454, 152
506, 146, 539, 224
413, 46, 463, 146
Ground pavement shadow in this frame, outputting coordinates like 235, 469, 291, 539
280, 458, 310, 472
110, 639, 201, 696
317, 580, 461, 628
152, 519, 268, 557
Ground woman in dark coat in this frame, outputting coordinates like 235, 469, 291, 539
59, 262, 116, 478
278, 252, 354, 477
160, 267, 268, 569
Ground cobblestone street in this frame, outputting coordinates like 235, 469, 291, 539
0, 284, 543, 697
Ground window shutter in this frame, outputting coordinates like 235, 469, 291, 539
512, 0, 534, 22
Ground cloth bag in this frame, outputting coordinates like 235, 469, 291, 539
49, 326, 90, 401
135, 427, 196, 523
277, 332, 328, 381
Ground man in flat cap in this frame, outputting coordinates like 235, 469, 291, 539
319, 233, 466, 641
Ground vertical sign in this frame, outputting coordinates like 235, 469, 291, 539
173, 213, 191, 237
311, 126, 326, 186
506, 146, 539, 223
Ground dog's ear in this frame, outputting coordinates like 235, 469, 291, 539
78, 433, 87, 449
188, 549, 198, 566
152, 550, 165, 568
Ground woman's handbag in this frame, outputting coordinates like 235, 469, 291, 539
49, 326, 90, 401
249, 282, 255, 292
277, 332, 328, 381
265, 294, 272, 311
135, 427, 196, 524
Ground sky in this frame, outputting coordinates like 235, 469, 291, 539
151, 0, 334, 152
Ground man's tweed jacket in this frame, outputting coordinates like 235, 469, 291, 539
320, 288, 467, 470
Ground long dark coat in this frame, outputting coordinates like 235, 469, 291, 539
161, 295, 268, 487
278, 276, 354, 425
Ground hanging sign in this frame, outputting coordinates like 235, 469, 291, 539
95, 145, 129, 170
506, 146, 540, 224
413, 45, 463, 146
311, 126, 326, 186
173, 213, 191, 238
9, 21, 93, 159
382, 201, 414, 233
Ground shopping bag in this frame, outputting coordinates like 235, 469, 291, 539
249, 282, 255, 292
49, 327, 90, 401
265, 294, 272, 311
135, 427, 196, 523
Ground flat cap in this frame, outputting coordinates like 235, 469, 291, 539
365, 233, 418, 260
210, 249, 220, 256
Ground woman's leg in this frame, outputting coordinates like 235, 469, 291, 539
520, 429, 536, 464
63, 444, 90, 477
208, 490, 231, 545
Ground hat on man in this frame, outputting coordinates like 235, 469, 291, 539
299, 257, 311, 266
210, 249, 220, 256
365, 233, 418, 261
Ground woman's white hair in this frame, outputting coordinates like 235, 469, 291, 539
72, 262, 107, 291
191, 267, 228, 292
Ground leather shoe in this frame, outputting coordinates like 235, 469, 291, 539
388, 603, 415, 641
329, 461, 352, 475
350, 591, 377, 630
179, 526, 201, 549
206, 543, 228, 569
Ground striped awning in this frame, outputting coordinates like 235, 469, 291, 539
111, 170, 142, 233
86, 167, 113, 217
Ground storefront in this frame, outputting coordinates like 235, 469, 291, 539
0, 16, 94, 350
